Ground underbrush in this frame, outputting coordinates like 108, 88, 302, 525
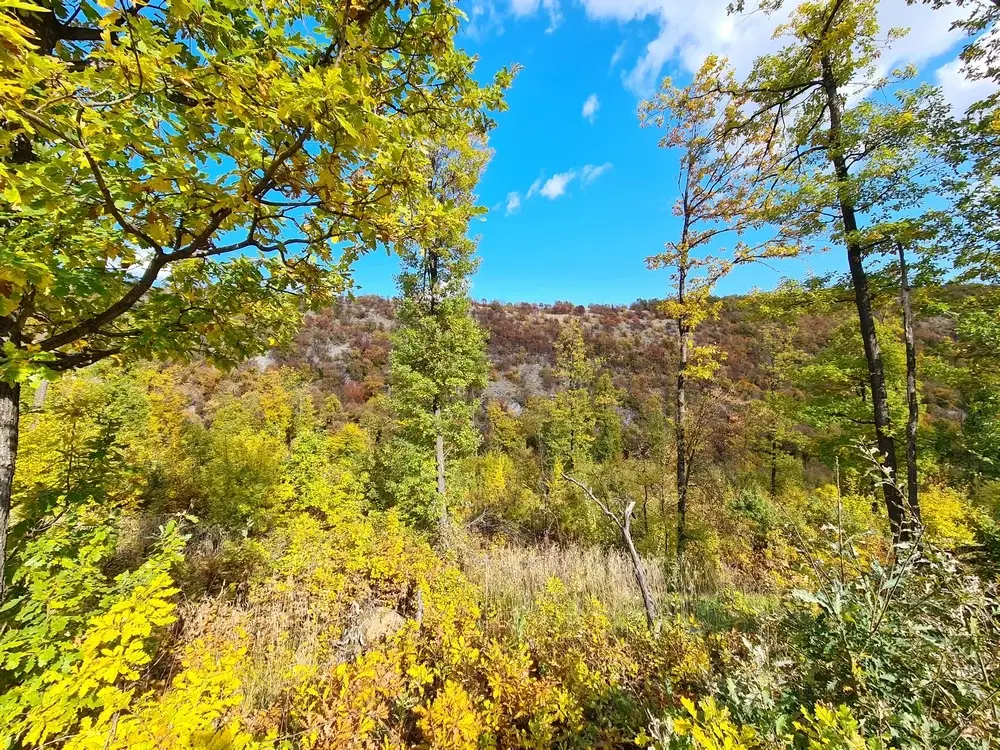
3, 368, 998, 749
6, 484, 997, 749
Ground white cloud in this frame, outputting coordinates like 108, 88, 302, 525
515, 0, 970, 96
609, 42, 627, 70
466, 0, 504, 39
582, 93, 600, 122
540, 171, 576, 199
509, 0, 538, 14
505, 191, 522, 215
582, 162, 613, 185
509, 0, 562, 31
936, 57, 995, 115
515, 164, 604, 208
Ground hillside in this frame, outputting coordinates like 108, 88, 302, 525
274, 292, 963, 434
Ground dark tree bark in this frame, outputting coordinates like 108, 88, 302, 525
642, 484, 650, 535
821, 54, 907, 541
675, 265, 690, 564
898, 242, 921, 527
770, 434, 778, 500
0, 381, 20, 603
435, 401, 447, 535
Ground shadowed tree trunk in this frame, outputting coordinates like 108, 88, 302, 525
770, 434, 778, 500
821, 53, 907, 541
898, 241, 921, 528
435, 400, 447, 536
0, 381, 20, 603
642, 484, 650, 535
675, 264, 690, 565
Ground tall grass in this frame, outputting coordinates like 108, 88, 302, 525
463, 543, 668, 624
178, 586, 345, 715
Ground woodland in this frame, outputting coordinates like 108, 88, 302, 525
1, 0, 1000, 748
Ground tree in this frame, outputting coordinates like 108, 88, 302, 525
641, 55, 796, 564
625, 394, 671, 555
795, 316, 908, 486
538, 321, 598, 469
384, 139, 490, 533
722, 0, 943, 539
0, 0, 510, 596
591, 372, 623, 464
737, 316, 807, 498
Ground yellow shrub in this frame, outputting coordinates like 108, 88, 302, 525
477, 640, 570, 747
662, 697, 760, 750
67, 640, 257, 750
416, 680, 481, 750
793, 703, 870, 750
920, 485, 977, 547
290, 645, 411, 750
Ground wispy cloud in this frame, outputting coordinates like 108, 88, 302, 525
609, 42, 627, 71
582, 93, 600, 123
505, 191, 522, 216
509, 0, 562, 32
466, 0, 504, 40
507, 162, 609, 216
581, 162, 613, 185
526, 176, 544, 199
540, 171, 576, 199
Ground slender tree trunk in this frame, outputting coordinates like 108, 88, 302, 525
32, 380, 48, 412
821, 54, 907, 541
642, 484, 650, 535
622, 502, 657, 630
564, 474, 658, 629
898, 242, 921, 527
28, 380, 48, 430
0, 381, 20, 603
434, 400, 447, 536
770, 434, 778, 499
675, 267, 689, 565
660, 483, 668, 558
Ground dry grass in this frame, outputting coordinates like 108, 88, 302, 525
177, 586, 347, 714
462, 543, 670, 623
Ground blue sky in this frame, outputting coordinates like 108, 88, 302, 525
351, 0, 994, 305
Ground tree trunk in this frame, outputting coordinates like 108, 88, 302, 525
898, 242, 921, 527
434, 401, 447, 536
563, 474, 658, 631
659, 483, 668, 558
0, 381, 20, 603
821, 54, 907, 541
622, 501, 657, 630
642, 484, 650, 535
675, 267, 689, 564
32, 380, 48, 411
770, 434, 778, 499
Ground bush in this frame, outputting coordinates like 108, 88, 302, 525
684, 534, 1000, 749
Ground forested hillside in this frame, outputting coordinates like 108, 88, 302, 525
279, 290, 989, 488
2, 0, 1000, 748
